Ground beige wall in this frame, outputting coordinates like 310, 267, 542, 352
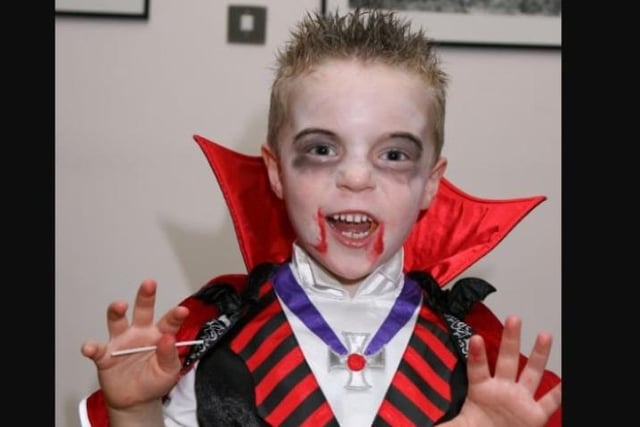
55, 1, 561, 426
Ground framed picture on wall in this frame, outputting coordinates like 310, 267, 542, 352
55, 0, 149, 19
323, 0, 561, 48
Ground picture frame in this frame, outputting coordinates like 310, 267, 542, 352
55, 0, 149, 19
322, 0, 561, 48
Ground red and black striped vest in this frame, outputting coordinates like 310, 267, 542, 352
229, 278, 461, 427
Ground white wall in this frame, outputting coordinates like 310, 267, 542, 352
55, 1, 561, 426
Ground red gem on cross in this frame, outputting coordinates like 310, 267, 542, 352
346, 353, 366, 371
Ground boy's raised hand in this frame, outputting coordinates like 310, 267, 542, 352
80, 279, 189, 411
448, 316, 562, 427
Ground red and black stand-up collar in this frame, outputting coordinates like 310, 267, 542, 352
193, 134, 545, 288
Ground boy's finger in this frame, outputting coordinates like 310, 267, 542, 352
106, 301, 130, 338
494, 315, 522, 380
465, 335, 491, 385
517, 332, 553, 394
157, 306, 190, 335
130, 279, 158, 327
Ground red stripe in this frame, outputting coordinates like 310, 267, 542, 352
417, 305, 447, 329
255, 346, 306, 405
244, 321, 291, 371
258, 281, 272, 298
265, 372, 318, 426
378, 398, 416, 427
403, 346, 451, 400
230, 299, 281, 353
301, 402, 335, 427
413, 323, 457, 369
394, 370, 445, 421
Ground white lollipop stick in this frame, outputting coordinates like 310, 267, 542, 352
111, 340, 204, 356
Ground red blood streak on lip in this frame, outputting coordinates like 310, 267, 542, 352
373, 223, 384, 255
367, 222, 384, 263
313, 209, 328, 253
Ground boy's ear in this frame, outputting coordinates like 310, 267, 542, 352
420, 157, 448, 210
261, 144, 284, 199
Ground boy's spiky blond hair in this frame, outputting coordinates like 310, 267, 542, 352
267, 8, 448, 157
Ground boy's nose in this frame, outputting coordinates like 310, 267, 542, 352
336, 163, 375, 192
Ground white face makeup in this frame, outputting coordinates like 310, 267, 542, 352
264, 59, 446, 285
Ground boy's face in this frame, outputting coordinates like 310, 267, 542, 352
263, 59, 446, 284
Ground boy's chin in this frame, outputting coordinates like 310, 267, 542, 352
312, 250, 387, 285
331, 267, 371, 285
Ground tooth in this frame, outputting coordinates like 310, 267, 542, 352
340, 230, 370, 240
330, 213, 375, 224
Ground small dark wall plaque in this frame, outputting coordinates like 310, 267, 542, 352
228, 6, 267, 45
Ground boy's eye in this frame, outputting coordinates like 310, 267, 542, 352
308, 144, 336, 156
381, 149, 409, 161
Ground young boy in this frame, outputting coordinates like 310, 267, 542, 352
80, 8, 561, 427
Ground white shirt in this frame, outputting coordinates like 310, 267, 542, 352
284, 244, 419, 427
79, 245, 419, 427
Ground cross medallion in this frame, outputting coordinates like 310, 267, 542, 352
328, 332, 385, 390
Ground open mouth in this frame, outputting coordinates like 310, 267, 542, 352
326, 212, 379, 241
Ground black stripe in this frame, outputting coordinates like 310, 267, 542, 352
251, 324, 298, 383
259, 360, 310, 414
399, 320, 453, 412
411, 319, 453, 381
232, 288, 278, 338
396, 357, 450, 413
388, 383, 435, 425
416, 310, 451, 343
371, 416, 393, 427
409, 335, 450, 382
371, 309, 456, 425
281, 387, 331, 427
237, 303, 285, 360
